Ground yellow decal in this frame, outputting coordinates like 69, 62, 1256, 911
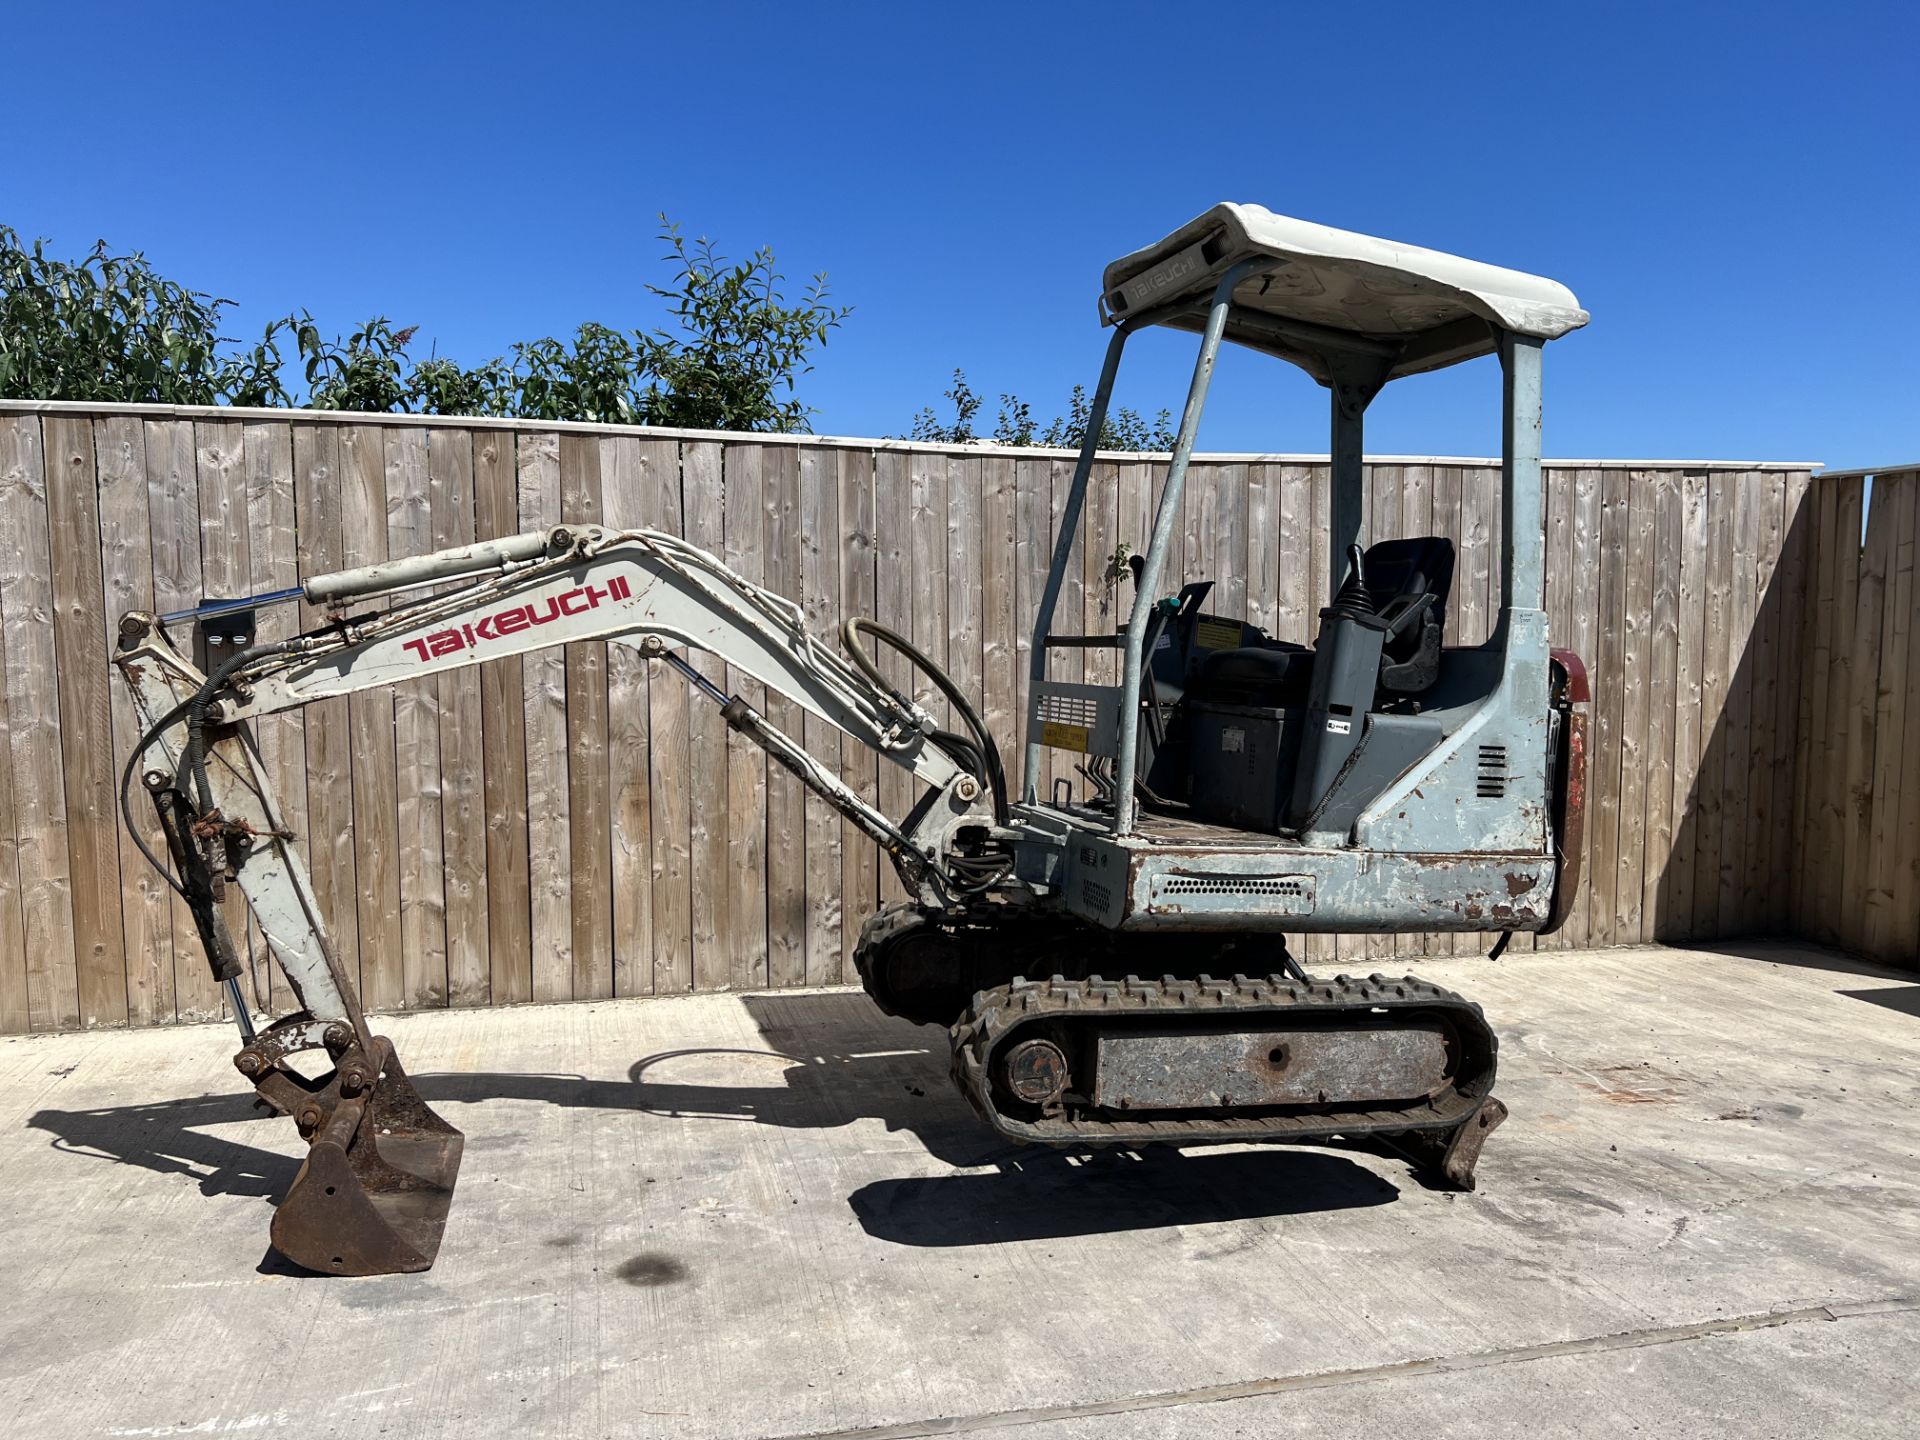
1042, 721, 1091, 753
1196, 617, 1242, 650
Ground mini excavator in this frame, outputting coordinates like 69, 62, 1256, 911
114, 205, 1589, 1274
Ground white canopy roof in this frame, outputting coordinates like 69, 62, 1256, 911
1101, 204, 1588, 384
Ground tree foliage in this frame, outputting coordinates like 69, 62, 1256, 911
0, 219, 849, 432
909, 368, 1175, 452
0, 225, 265, 404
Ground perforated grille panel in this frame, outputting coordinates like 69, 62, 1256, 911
1159, 876, 1308, 897
1038, 692, 1100, 726
1028, 681, 1120, 757
1146, 871, 1316, 915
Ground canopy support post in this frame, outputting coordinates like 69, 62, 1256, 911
1328, 382, 1368, 598
1112, 260, 1264, 835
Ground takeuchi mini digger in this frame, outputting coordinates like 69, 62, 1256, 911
113, 204, 1590, 1274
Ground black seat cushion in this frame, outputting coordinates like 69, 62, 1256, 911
1190, 641, 1313, 707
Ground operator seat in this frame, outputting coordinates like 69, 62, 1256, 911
1362, 535, 1454, 694
1189, 535, 1456, 706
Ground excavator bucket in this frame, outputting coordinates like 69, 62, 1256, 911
268, 1041, 463, 1276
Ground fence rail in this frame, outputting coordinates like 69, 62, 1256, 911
0, 403, 1823, 1032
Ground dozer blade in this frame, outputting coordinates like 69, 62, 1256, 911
270, 1041, 463, 1276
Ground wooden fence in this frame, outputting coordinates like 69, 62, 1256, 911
1790, 466, 1920, 964
0, 402, 1825, 1032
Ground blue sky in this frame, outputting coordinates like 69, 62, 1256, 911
7, 2, 1914, 468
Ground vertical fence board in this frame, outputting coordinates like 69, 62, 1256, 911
722, 443, 770, 985
801, 446, 845, 985
0, 513, 26, 1034
681, 441, 729, 990
515, 432, 570, 1002
762, 445, 806, 988
1889, 473, 1920, 963
1767, 472, 1813, 934
640, 439, 692, 994
1, 416, 80, 1030
427, 428, 489, 1005
1662, 473, 1710, 938
1861, 474, 1913, 956
1743, 475, 1789, 930
1714, 474, 1762, 931
338, 425, 403, 1013
473, 430, 532, 1004
837, 448, 880, 979
600, 435, 656, 996
292, 425, 363, 1007
559, 433, 612, 1000
45, 418, 126, 1027
1688, 473, 1736, 937
96, 416, 172, 1024
1081, 460, 1119, 683
947, 452, 987, 761
1838, 477, 1887, 956
869, 450, 912, 907
1612, 471, 1655, 943
387, 428, 448, 1008
1790, 478, 1834, 933
1014, 457, 1052, 801
1818, 479, 1865, 945
1639, 472, 1681, 942
1246, 462, 1278, 637
1586, 468, 1628, 946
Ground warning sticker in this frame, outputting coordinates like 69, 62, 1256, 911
1221, 726, 1245, 753
1195, 617, 1242, 650
1042, 721, 1090, 753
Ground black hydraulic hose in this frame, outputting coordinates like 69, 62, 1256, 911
119, 695, 198, 903
840, 617, 1010, 824
178, 641, 297, 812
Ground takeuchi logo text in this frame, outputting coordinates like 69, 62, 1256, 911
400, 576, 634, 662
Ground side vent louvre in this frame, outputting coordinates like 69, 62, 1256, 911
1145, 871, 1316, 916
1477, 744, 1509, 799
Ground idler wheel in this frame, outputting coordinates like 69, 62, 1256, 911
1000, 1038, 1070, 1106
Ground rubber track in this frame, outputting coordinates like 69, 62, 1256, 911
948, 971, 1497, 1146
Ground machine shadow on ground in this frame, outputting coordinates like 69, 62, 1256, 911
25, 992, 1407, 1248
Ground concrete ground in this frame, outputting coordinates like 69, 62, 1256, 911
1, 941, 1916, 1440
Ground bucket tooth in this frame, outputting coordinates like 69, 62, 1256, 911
268, 1040, 463, 1277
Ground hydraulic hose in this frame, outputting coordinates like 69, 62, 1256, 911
119, 694, 199, 903
840, 617, 1010, 824
177, 641, 297, 812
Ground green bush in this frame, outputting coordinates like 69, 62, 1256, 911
0, 218, 849, 432
909, 368, 1174, 452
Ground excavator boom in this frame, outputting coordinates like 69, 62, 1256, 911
113, 522, 1007, 1273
